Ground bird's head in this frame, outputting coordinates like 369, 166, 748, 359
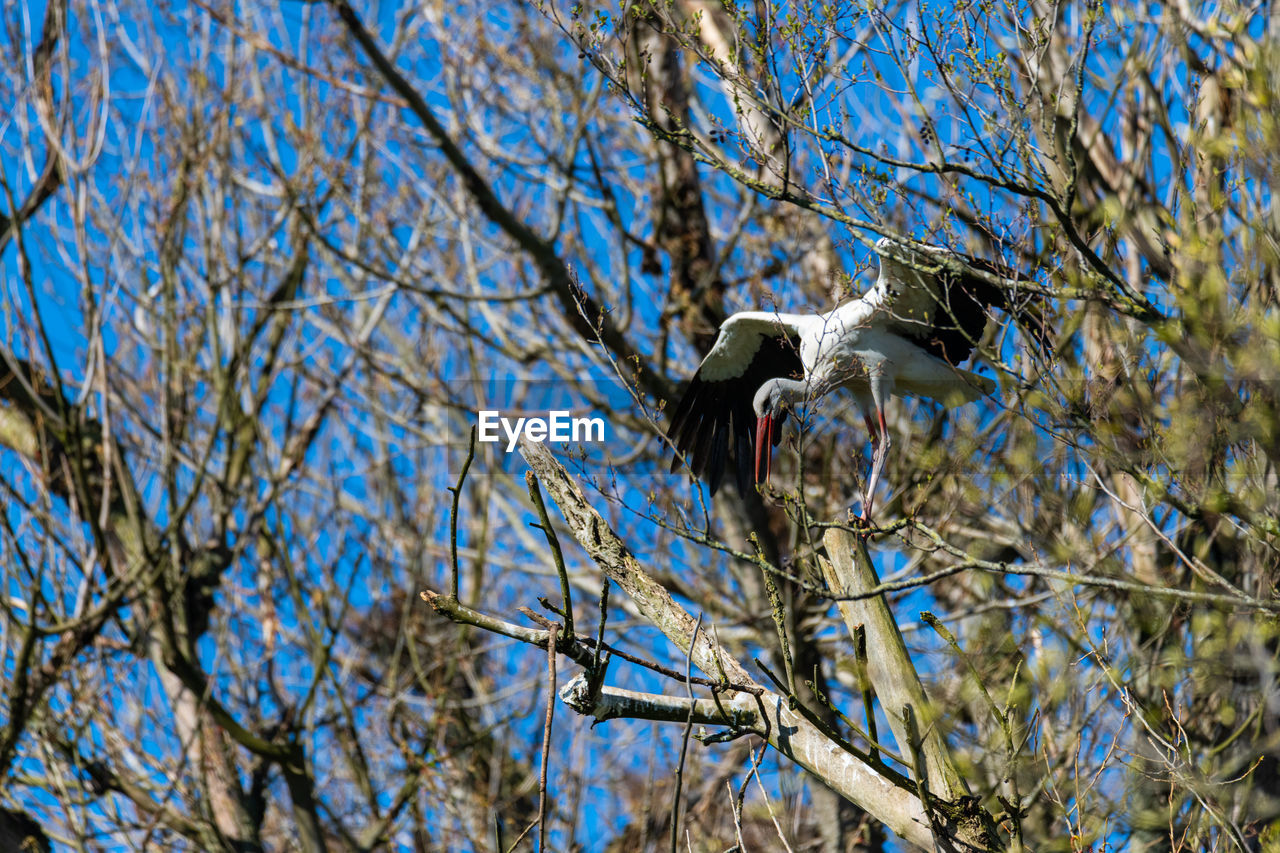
752, 381, 794, 486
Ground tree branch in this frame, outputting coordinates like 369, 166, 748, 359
327, 0, 663, 395
559, 673, 760, 727
518, 439, 938, 850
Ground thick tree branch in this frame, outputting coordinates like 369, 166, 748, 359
819, 528, 968, 800
327, 0, 664, 395
518, 439, 939, 850
559, 673, 759, 727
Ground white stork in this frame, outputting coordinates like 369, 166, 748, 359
667, 237, 1047, 515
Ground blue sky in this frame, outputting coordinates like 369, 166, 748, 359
7, 0, 1266, 849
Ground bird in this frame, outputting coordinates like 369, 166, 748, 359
666, 236, 1048, 516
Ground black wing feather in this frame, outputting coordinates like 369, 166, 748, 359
668, 333, 803, 497
893, 252, 1051, 365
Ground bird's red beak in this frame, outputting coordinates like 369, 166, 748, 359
754, 414, 773, 485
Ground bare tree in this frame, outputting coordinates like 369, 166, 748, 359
2, 0, 1278, 850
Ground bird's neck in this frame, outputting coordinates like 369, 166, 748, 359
770, 377, 812, 407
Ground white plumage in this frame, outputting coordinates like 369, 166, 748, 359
667, 237, 1047, 516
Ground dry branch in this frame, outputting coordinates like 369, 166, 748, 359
559, 674, 759, 727
819, 528, 967, 800
518, 439, 938, 850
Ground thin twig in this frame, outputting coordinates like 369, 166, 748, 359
527, 470, 572, 636
749, 755, 796, 853
726, 780, 746, 853
734, 740, 768, 848
804, 669, 905, 766
921, 611, 1025, 850
586, 575, 610, 700
752, 531, 795, 696
902, 704, 938, 832
853, 625, 879, 765
752, 658, 887, 772
447, 426, 477, 599
425, 587, 761, 693
670, 615, 702, 853
539, 624, 560, 853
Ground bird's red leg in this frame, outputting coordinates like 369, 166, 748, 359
862, 412, 878, 446
862, 405, 891, 520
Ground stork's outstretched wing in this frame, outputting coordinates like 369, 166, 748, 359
866, 237, 1050, 365
667, 312, 805, 496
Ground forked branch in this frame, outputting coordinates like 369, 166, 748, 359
518, 439, 940, 850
